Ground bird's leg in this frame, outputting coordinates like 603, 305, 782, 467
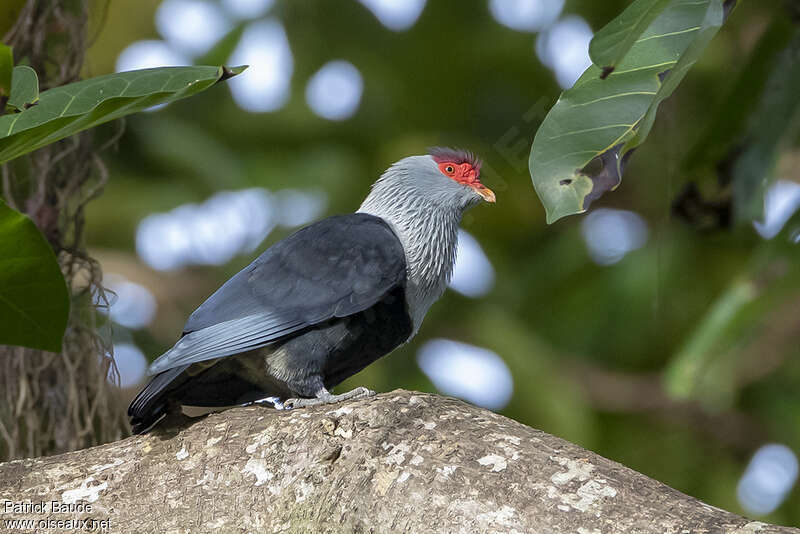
283, 386, 376, 409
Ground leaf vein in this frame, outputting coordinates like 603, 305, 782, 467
609, 60, 678, 76
547, 123, 634, 140
565, 91, 657, 109
5, 113, 21, 136
538, 150, 601, 167
635, 26, 701, 43
59, 93, 78, 117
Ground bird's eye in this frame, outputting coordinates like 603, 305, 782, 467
445, 165, 455, 174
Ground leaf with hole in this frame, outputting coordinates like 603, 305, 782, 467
530, 0, 729, 223
0, 64, 247, 164
0, 200, 69, 352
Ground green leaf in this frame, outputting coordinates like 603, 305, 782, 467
7, 65, 39, 111
663, 279, 756, 406
530, 0, 727, 223
0, 44, 11, 99
0, 64, 247, 164
0, 200, 69, 352
589, 0, 672, 78
732, 30, 800, 223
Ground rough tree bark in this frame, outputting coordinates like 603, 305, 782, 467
0, 390, 795, 534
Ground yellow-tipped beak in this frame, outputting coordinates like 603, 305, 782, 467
474, 184, 496, 203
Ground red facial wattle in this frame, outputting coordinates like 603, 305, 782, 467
437, 162, 495, 203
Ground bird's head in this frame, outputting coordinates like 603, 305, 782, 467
361, 148, 495, 216
428, 147, 495, 206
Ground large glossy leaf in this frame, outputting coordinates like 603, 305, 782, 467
0, 65, 246, 164
530, 0, 728, 223
0, 201, 69, 352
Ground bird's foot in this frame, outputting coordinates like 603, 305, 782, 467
283, 386, 376, 410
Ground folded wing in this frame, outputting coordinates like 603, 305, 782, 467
147, 213, 407, 375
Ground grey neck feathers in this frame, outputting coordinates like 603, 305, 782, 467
357, 158, 464, 334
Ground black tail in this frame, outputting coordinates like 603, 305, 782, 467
128, 365, 188, 434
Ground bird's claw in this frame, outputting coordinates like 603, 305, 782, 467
282, 387, 376, 410
281, 397, 316, 410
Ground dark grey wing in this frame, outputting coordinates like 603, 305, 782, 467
147, 213, 407, 375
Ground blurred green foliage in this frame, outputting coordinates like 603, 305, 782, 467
81, 0, 800, 524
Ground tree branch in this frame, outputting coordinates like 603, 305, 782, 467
0, 390, 795, 533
